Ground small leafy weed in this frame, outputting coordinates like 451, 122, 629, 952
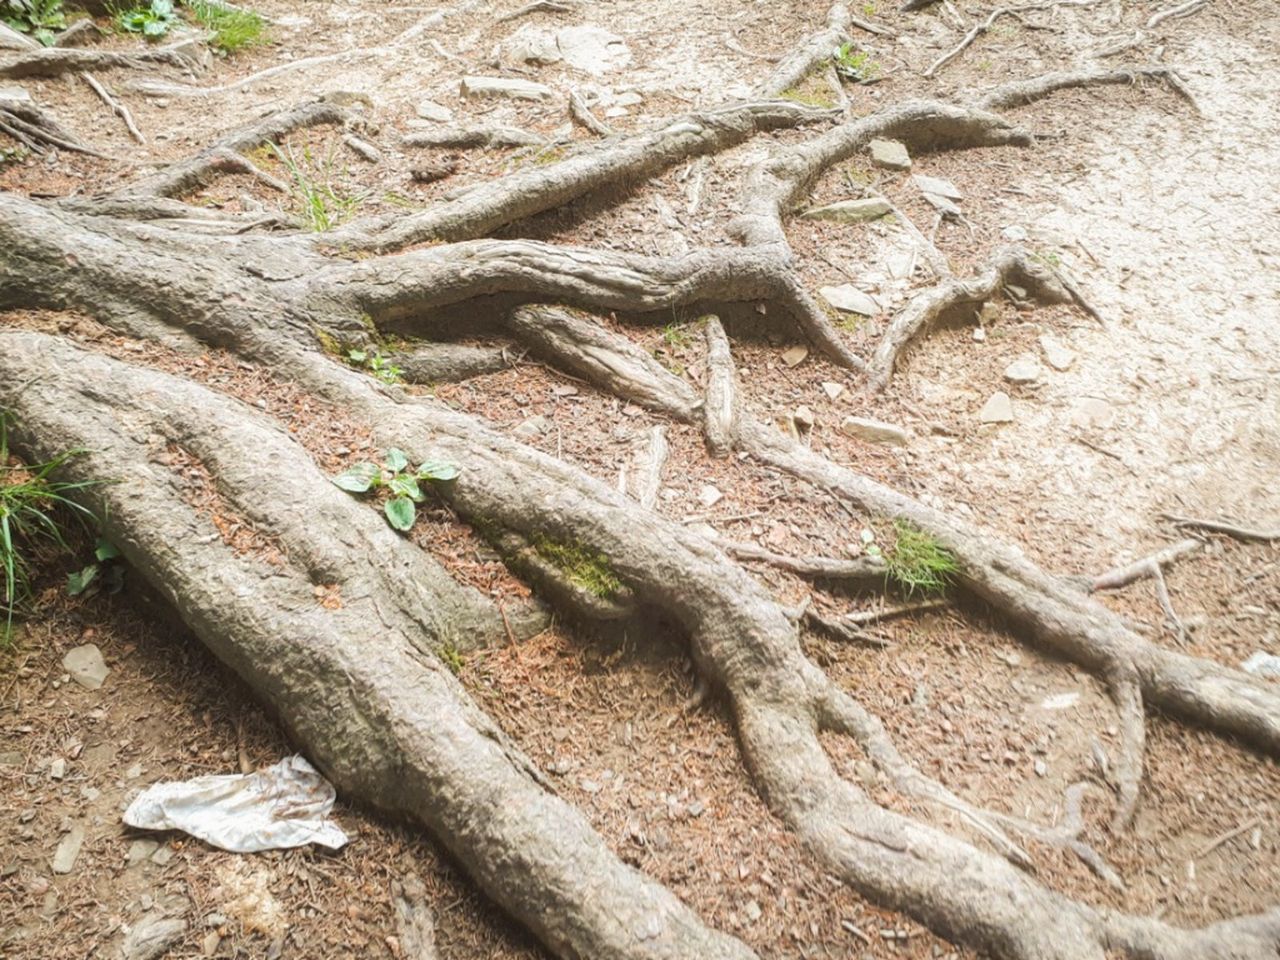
117, 0, 175, 38
346, 348, 403, 385
187, 0, 264, 53
331, 448, 459, 533
3, 0, 65, 46
66, 538, 125, 599
833, 42, 880, 83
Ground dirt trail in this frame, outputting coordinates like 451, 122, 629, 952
2, 0, 1278, 958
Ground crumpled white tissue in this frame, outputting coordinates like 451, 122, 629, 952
123, 755, 348, 852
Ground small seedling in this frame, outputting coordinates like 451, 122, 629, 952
346, 348, 403, 385
117, 0, 176, 38
2, 0, 64, 45
187, 0, 264, 53
661, 321, 693, 350
331, 448, 459, 533
883, 520, 959, 596
833, 42, 880, 83
439, 640, 464, 675
861, 1, 876, 15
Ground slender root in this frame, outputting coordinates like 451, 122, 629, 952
82, 72, 145, 144
1092, 538, 1203, 591
925, 1, 1104, 78
1163, 514, 1280, 543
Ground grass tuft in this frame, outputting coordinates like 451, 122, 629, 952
268, 141, 359, 233
883, 520, 959, 597
0, 414, 97, 643
188, 0, 265, 53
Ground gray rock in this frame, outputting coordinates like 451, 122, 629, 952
414, 99, 453, 122
868, 138, 910, 170
505, 27, 561, 65
922, 192, 962, 217
780, 344, 808, 367
792, 406, 815, 430
821, 381, 844, 401
801, 197, 891, 223
1001, 224, 1029, 242
840, 416, 909, 446
1038, 333, 1076, 371
1003, 358, 1042, 384
979, 392, 1014, 423
513, 415, 550, 440
460, 75, 556, 101
126, 839, 160, 867
557, 26, 631, 75
913, 174, 963, 200
121, 914, 186, 960
49, 757, 66, 780
51, 825, 85, 874
62, 644, 109, 690
1070, 397, 1113, 429
819, 284, 880, 316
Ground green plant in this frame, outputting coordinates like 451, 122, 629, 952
346, 348, 403, 385
66, 538, 124, 598
269, 141, 361, 232
0, 416, 97, 642
331, 448, 459, 532
439, 640, 464, 675
1033, 249, 1062, 268
187, 0, 264, 53
861, 1, 876, 15
117, 0, 176, 37
3, 0, 65, 46
883, 520, 959, 596
833, 42, 880, 83
660, 321, 693, 350
0, 145, 25, 165
532, 535, 622, 599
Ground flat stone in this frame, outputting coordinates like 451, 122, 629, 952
513, 415, 550, 440
1038, 334, 1076, 371
504, 27, 561, 65
460, 75, 556, 101
122, 914, 186, 960
922, 192, 962, 217
414, 99, 453, 122
868, 138, 911, 170
697, 485, 723, 508
0, 751, 22, 766
1001, 224, 1029, 242
1003, 358, 1042, 384
800, 197, 891, 223
819, 284, 880, 316
62, 644, 109, 690
780, 345, 809, 367
821, 381, 845, 401
51, 825, 85, 874
49, 757, 66, 780
979, 392, 1014, 423
1070, 397, 1114, 429
126, 839, 159, 867
150, 845, 173, 866
556, 25, 631, 75
840, 416, 909, 446
913, 174, 963, 200
792, 406, 815, 430
1242, 652, 1280, 678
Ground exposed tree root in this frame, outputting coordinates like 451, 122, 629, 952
924, 0, 1103, 78
0, 87, 104, 156
1092, 538, 1204, 591
867, 245, 1074, 391
83, 72, 145, 144
978, 65, 1201, 114
753, 2, 851, 98
1164, 514, 1280, 543
701, 316, 740, 456
0, 39, 206, 79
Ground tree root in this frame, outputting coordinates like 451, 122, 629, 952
866, 246, 1074, 391
701, 316, 739, 456
1092, 538, 1204, 591
1163, 514, 1280, 543
115, 98, 351, 199
82, 73, 145, 144
0, 39, 206, 79
0, 331, 751, 960
924, 0, 1104, 78
753, 2, 852, 98
0, 87, 104, 156
978, 65, 1201, 115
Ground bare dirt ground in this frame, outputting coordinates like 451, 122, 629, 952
2, 0, 1278, 957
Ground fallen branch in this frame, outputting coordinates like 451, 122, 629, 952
82, 72, 145, 144
1092, 538, 1203, 591
1163, 514, 1280, 543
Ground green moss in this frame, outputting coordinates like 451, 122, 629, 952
313, 327, 342, 356
439, 640, 464, 674
779, 86, 835, 109
532, 535, 623, 598
883, 520, 959, 597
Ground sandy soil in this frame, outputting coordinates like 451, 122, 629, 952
2, 0, 1277, 958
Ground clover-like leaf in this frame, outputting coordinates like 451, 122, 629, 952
389, 473, 423, 502
384, 448, 409, 473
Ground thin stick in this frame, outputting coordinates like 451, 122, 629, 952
82, 72, 145, 144
925, 0, 1102, 77
1194, 816, 1261, 860
716, 538, 887, 585
844, 597, 949, 625
1147, 0, 1208, 29
568, 90, 614, 138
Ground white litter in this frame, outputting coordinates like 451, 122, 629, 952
123, 755, 348, 853
1241, 652, 1280, 678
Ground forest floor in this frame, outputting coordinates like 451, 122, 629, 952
1, 0, 1277, 957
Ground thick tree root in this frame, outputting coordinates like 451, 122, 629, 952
867, 245, 1074, 391
0, 87, 104, 156
0, 39, 206, 79
0, 331, 753, 960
